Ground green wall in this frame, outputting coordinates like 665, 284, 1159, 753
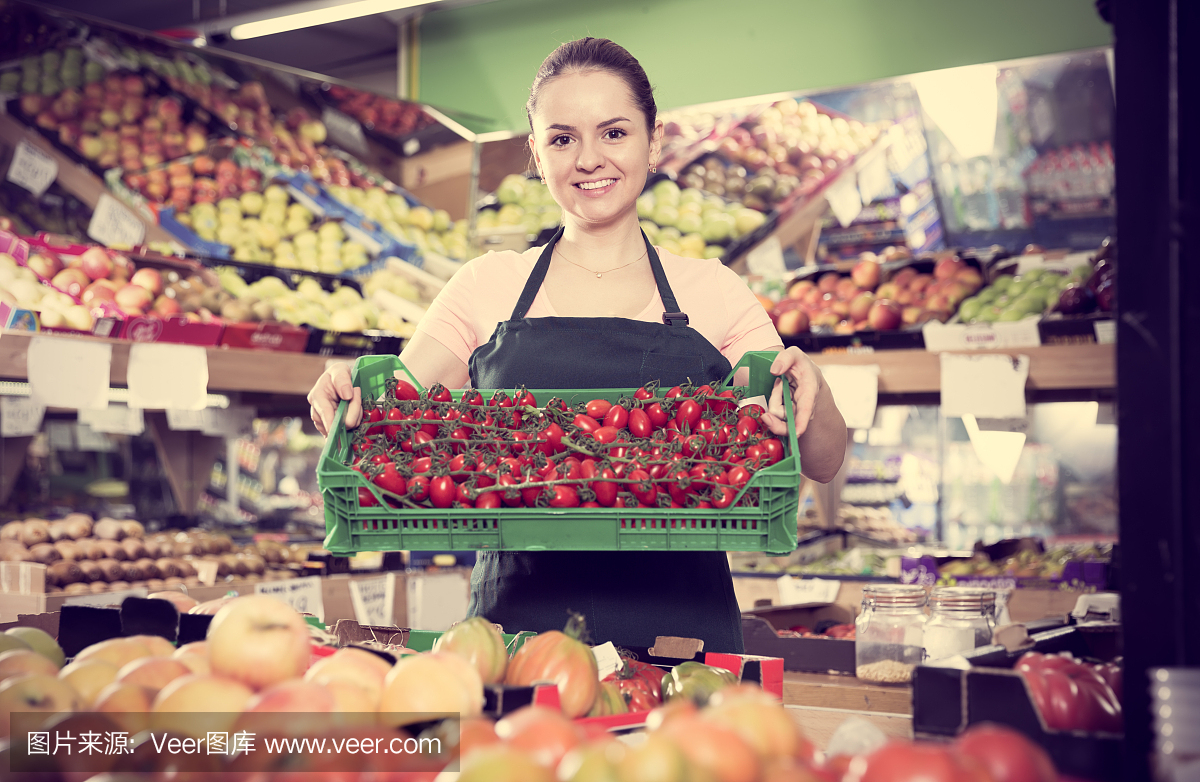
418, 0, 1111, 133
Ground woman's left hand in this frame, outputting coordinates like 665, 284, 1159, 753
761, 347, 823, 437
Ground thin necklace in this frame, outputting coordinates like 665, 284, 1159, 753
555, 244, 648, 278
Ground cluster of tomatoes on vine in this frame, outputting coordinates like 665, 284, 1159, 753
342, 375, 787, 511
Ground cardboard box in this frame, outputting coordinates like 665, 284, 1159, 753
0, 562, 47, 622
741, 604, 857, 674
912, 624, 1122, 782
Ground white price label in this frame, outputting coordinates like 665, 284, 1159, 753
1094, 320, 1116, 345
922, 318, 1042, 352
777, 575, 841, 607
349, 574, 396, 628
745, 235, 787, 280
255, 575, 325, 621
27, 336, 111, 410
591, 641, 622, 681
166, 408, 211, 431
820, 364, 880, 430
0, 396, 46, 436
6, 140, 58, 197
78, 404, 144, 435
940, 353, 1030, 420
825, 177, 863, 228
321, 107, 368, 157
202, 406, 256, 438
88, 193, 145, 249
127, 343, 208, 411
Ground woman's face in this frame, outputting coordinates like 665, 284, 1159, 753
529, 70, 663, 229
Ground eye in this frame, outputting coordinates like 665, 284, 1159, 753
550, 135, 572, 147
604, 128, 627, 140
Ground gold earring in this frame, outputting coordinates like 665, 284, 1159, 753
649, 163, 657, 174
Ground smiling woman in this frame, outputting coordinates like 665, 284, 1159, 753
308, 37, 848, 652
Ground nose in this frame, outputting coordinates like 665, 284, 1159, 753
575, 135, 604, 172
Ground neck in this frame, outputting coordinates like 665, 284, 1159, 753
558, 209, 646, 263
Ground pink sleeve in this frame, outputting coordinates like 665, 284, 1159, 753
716, 265, 783, 365
412, 257, 487, 365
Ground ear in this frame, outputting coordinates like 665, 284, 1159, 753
527, 134, 543, 179
649, 119, 665, 169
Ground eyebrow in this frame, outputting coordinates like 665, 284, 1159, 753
546, 117, 632, 132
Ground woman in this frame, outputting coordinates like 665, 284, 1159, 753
309, 38, 847, 653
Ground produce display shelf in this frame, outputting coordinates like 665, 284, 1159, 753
318, 352, 803, 555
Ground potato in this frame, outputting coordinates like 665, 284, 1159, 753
93, 518, 124, 541
88, 580, 109, 593
120, 538, 148, 560
0, 521, 23, 542
135, 558, 161, 579
98, 540, 126, 561
21, 519, 51, 547
62, 513, 94, 540
63, 582, 90, 594
97, 558, 124, 582
77, 560, 103, 582
48, 520, 69, 542
53, 540, 80, 562
119, 520, 144, 539
121, 561, 145, 581
48, 560, 83, 586
29, 542, 62, 564
155, 559, 182, 579
0, 541, 31, 562
76, 539, 104, 561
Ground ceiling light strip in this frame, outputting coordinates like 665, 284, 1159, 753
230, 0, 435, 40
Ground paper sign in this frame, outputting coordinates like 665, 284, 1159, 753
6, 140, 58, 197
166, 408, 210, 431
825, 176, 862, 227
0, 396, 46, 436
857, 154, 892, 206
940, 353, 1030, 419
88, 193, 145, 248
202, 405, 256, 438
322, 107, 368, 157
406, 571, 470, 631
777, 575, 841, 606
63, 587, 148, 607
127, 343, 208, 411
745, 235, 787, 279
349, 574, 396, 628
1094, 320, 1115, 344
78, 404, 144, 435
27, 336, 111, 410
820, 364, 880, 430
256, 575, 325, 621
193, 559, 219, 586
592, 641, 622, 680
922, 318, 1042, 352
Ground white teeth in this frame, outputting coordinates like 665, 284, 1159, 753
577, 179, 616, 190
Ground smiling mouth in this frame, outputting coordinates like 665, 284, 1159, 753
575, 179, 617, 190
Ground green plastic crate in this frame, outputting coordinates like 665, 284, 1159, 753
317, 351, 801, 555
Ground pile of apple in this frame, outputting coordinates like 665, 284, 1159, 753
635, 179, 766, 260
122, 151, 264, 214
325, 85, 436, 139
770, 254, 985, 337
701, 99, 887, 211
20, 74, 208, 173
328, 183, 470, 263
0, 47, 102, 95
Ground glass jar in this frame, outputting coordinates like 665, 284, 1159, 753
923, 587, 997, 660
855, 584, 927, 685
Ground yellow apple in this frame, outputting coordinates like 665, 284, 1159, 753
58, 658, 119, 706
207, 595, 311, 690
0, 649, 60, 682
174, 652, 211, 676
378, 652, 483, 728
117, 656, 191, 694
127, 634, 176, 657
5, 627, 65, 667
233, 679, 334, 737
74, 637, 152, 669
151, 674, 254, 738
147, 590, 200, 612
93, 681, 154, 734
304, 647, 391, 693
326, 680, 379, 726
0, 673, 82, 737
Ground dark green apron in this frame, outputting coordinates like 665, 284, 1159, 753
465, 228, 745, 653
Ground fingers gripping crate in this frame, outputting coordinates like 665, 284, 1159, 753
317, 351, 802, 555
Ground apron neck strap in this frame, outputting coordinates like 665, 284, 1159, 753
509, 227, 689, 325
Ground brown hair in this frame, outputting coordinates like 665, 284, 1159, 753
526, 37, 657, 133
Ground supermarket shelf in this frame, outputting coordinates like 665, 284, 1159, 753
0, 330, 332, 396
810, 343, 1115, 395
0, 113, 180, 247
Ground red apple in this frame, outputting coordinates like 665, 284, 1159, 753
934, 256, 967, 281
82, 279, 119, 305
152, 295, 181, 317
955, 267, 985, 293
787, 280, 815, 301
834, 277, 860, 301
811, 310, 840, 328
849, 291, 876, 322
891, 267, 918, 289
79, 247, 114, 280
830, 300, 851, 318
909, 274, 934, 294
834, 320, 856, 335
25, 252, 62, 280
52, 268, 89, 298
817, 272, 841, 294
129, 267, 163, 296
851, 258, 881, 290
115, 283, 153, 312
894, 288, 915, 306
901, 306, 924, 326
875, 282, 900, 301
868, 300, 903, 331
207, 595, 312, 691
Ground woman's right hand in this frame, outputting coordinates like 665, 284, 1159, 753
308, 362, 362, 437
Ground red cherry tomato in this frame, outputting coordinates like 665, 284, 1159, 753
573, 414, 601, 435
429, 475, 457, 508
628, 407, 653, 439
586, 399, 613, 420
675, 399, 702, 431
393, 379, 421, 402
603, 404, 629, 429
476, 491, 502, 509
407, 475, 430, 503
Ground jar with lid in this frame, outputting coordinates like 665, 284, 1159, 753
923, 587, 997, 660
855, 584, 927, 685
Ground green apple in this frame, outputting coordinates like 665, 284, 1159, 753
264, 185, 289, 204
6, 628, 63, 668
0, 634, 33, 655
239, 191, 264, 216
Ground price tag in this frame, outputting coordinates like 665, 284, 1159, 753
166, 408, 211, 431
1094, 320, 1115, 344
776, 575, 841, 606
127, 343, 208, 411
745, 235, 787, 279
819, 364, 880, 430
193, 559, 219, 586
406, 571, 470, 631
922, 318, 1042, 352
88, 193, 145, 249
857, 155, 892, 206
201, 405, 256, 438
349, 573, 396, 628
825, 177, 862, 228
27, 336, 111, 410
591, 641, 622, 681
940, 353, 1030, 419
0, 396, 46, 436
255, 575, 325, 621
78, 404, 144, 435
6, 140, 58, 197
321, 107, 368, 157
